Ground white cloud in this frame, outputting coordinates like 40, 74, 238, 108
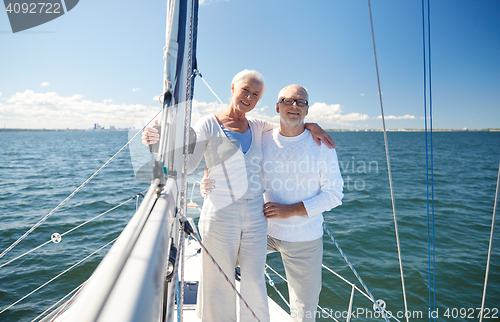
307, 102, 370, 126
0, 90, 159, 129
132, 88, 140, 92
191, 100, 279, 125
376, 114, 415, 120
2, 91, 417, 130
41, 82, 50, 87
191, 99, 226, 125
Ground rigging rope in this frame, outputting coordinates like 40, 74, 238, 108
265, 264, 340, 322
366, 1, 409, 320
479, 161, 500, 322
0, 237, 117, 315
264, 270, 290, 308
267, 260, 401, 322
194, 70, 225, 105
323, 224, 389, 322
30, 281, 86, 322
48, 280, 88, 322
0, 194, 139, 269
421, 0, 437, 320
0, 109, 163, 261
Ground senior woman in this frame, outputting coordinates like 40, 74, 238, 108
142, 70, 332, 322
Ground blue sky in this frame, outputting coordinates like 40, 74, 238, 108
1, 0, 498, 130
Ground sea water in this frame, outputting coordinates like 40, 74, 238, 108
0, 130, 499, 321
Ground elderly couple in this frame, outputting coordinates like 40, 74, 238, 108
143, 70, 344, 322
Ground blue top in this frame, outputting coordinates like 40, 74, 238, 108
220, 124, 252, 153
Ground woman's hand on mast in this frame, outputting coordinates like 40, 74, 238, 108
305, 122, 336, 149
142, 120, 160, 146
200, 167, 215, 198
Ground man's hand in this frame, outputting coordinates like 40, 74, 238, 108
142, 120, 160, 146
305, 122, 336, 149
200, 167, 215, 198
264, 202, 308, 219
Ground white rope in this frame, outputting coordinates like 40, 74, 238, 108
48, 280, 87, 322
0, 108, 162, 261
265, 263, 288, 283
0, 238, 117, 315
267, 261, 399, 322
0, 196, 137, 269
367, 1, 409, 320
195, 70, 225, 105
264, 271, 290, 308
30, 281, 86, 322
0, 240, 51, 269
479, 161, 500, 322
322, 264, 371, 301
265, 265, 339, 322
317, 305, 340, 322
322, 264, 401, 322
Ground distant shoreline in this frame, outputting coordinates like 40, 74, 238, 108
325, 128, 500, 132
0, 128, 129, 132
1, 128, 499, 133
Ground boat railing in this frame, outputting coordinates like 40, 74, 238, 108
265, 262, 401, 322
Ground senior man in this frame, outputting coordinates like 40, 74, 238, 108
261, 84, 344, 322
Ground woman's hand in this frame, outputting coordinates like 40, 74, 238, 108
142, 120, 160, 146
200, 167, 215, 198
305, 122, 336, 149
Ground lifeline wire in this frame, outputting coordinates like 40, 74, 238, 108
267, 261, 400, 322
0, 194, 138, 269
323, 224, 390, 322
194, 69, 225, 105
30, 281, 86, 322
0, 108, 163, 261
479, 161, 500, 322
264, 271, 290, 308
421, 0, 437, 319
48, 280, 88, 322
265, 266, 339, 322
0, 238, 117, 315
367, 1, 409, 320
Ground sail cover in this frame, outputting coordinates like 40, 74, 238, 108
129, 0, 198, 188
160, 0, 199, 217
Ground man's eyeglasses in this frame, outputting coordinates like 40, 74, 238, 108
278, 98, 309, 107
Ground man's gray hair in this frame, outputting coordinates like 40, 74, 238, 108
231, 69, 266, 97
277, 84, 309, 101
